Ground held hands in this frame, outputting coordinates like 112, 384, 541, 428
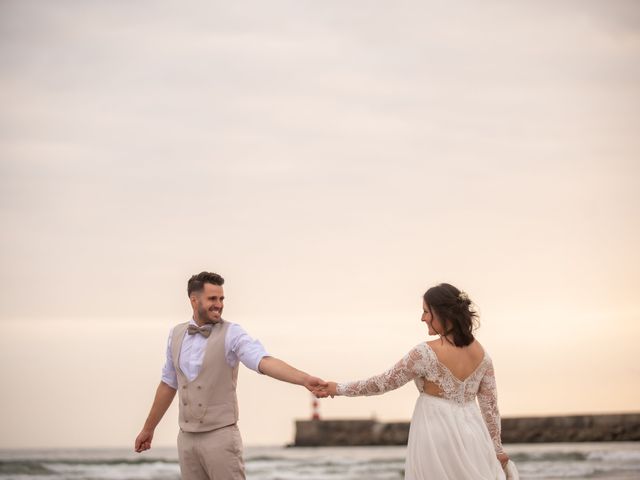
307, 380, 337, 398
303, 375, 330, 397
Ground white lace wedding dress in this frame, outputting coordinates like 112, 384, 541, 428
337, 342, 519, 480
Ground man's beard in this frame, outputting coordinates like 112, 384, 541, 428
198, 306, 221, 324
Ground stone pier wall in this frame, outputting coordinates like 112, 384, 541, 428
501, 413, 640, 443
293, 413, 640, 446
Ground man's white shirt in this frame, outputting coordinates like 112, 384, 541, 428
161, 317, 270, 389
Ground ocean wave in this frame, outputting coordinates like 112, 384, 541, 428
586, 449, 640, 463
244, 455, 291, 463
511, 447, 640, 465
510, 451, 588, 462
0, 461, 55, 476
0, 458, 177, 476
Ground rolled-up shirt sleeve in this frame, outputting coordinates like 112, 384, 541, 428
226, 323, 270, 373
160, 326, 178, 389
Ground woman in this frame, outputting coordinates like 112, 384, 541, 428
320, 283, 519, 479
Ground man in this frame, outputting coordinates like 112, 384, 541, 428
134, 271, 327, 479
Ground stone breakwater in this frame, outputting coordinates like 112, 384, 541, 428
293, 413, 640, 446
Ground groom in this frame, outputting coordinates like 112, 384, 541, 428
134, 271, 327, 479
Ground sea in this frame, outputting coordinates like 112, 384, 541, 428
1, 442, 639, 480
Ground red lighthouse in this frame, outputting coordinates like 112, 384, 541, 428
311, 394, 320, 420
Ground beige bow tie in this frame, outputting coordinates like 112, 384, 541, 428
187, 323, 216, 338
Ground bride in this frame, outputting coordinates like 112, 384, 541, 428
317, 283, 519, 479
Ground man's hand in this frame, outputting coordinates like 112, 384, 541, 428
134, 381, 176, 453
134, 428, 154, 453
305, 375, 329, 397
310, 381, 337, 398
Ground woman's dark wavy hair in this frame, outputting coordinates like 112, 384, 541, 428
423, 283, 479, 347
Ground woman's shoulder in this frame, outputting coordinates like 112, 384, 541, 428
426, 338, 492, 363
405, 341, 432, 357
471, 338, 486, 352
399, 342, 434, 373
407, 341, 437, 362
414, 340, 436, 351
471, 341, 495, 370
468, 339, 492, 360
425, 338, 480, 351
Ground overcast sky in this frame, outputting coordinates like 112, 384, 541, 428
1, 0, 639, 449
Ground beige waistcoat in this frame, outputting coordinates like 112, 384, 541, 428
170, 320, 239, 432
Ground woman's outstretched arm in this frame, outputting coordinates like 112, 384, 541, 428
325, 344, 427, 397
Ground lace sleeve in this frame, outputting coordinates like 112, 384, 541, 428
336, 345, 426, 397
477, 357, 505, 454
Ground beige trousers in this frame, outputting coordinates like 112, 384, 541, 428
177, 424, 245, 480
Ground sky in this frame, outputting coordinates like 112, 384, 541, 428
0, 0, 639, 449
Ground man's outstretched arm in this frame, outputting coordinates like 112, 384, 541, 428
258, 356, 328, 394
134, 381, 177, 452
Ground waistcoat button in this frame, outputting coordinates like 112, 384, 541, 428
198, 403, 202, 407
197, 385, 201, 389
199, 420, 203, 423
185, 420, 189, 423
183, 402, 187, 405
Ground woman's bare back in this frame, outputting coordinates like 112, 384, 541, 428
423, 339, 486, 395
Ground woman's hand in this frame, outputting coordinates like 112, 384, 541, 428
310, 381, 338, 398
497, 452, 510, 468
326, 382, 337, 397
304, 375, 329, 396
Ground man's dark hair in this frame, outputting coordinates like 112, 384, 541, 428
187, 271, 225, 297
